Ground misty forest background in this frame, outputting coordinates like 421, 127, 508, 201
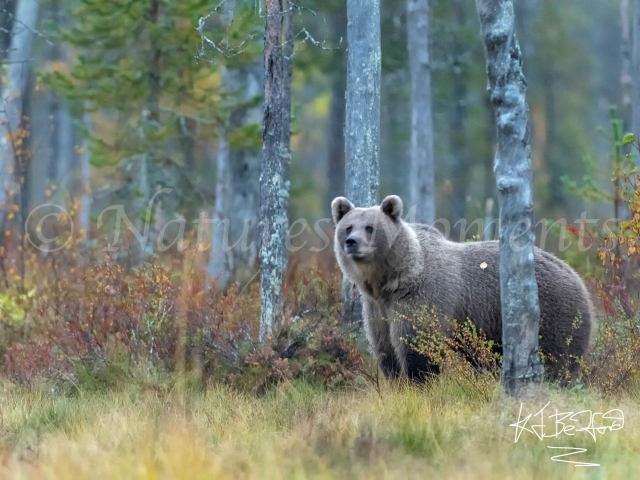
1, 0, 635, 271
2, 0, 640, 386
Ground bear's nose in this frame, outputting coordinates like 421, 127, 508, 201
346, 237, 358, 249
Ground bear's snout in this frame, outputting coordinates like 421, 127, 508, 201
345, 236, 359, 254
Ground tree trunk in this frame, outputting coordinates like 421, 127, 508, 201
343, 0, 381, 338
633, 0, 640, 136
325, 70, 346, 214
622, 0, 633, 126
282, 0, 293, 151
209, 1, 263, 284
51, 99, 73, 192
260, 0, 289, 340
449, 0, 470, 227
208, 0, 235, 284
79, 103, 92, 239
131, 0, 161, 263
47, 2, 74, 196
147, 0, 161, 124
227, 67, 262, 277
0, 0, 39, 236
483, 94, 496, 241
325, 14, 347, 215
541, 66, 565, 211
407, 0, 435, 224
475, 0, 543, 397
209, 122, 231, 283
281, 0, 293, 270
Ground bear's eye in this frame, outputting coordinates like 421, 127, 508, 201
346, 226, 353, 235
366, 226, 374, 235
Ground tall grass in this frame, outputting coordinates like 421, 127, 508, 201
1, 377, 639, 479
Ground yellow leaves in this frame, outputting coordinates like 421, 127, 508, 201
598, 251, 607, 265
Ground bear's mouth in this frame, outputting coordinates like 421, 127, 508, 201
347, 250, 367, 261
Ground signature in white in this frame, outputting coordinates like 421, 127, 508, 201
510, 402, 624, 467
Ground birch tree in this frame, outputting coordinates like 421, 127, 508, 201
622, 0, 633, 125
0, 0, 39, 229
281, 0, 293, 270
407, 0, 435, 224
476, 0, 543, 396
79, 104, 92, 240
325, 13, 346, 213
342, 0, 381, 332
448, 0, 470, 225
47, 1, 73, 195
208, 0, 236, 284
260, 0, 290, 340
208, 1, 263, 284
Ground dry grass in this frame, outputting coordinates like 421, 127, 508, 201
1, 377, 638, 479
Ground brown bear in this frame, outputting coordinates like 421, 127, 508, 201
332, 195, 593, 381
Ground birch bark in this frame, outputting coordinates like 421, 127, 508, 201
475, 0, 543, 396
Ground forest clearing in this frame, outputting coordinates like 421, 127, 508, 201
2, 0, 640, 477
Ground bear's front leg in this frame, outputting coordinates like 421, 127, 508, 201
390, 316, 440, 382
362, 299, 402, 379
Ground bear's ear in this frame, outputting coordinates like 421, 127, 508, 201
331, 197, 355, 225
381, 195, 403, 222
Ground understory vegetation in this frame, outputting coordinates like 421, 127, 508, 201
0, 228, 639, 477
1, 167, 640, 477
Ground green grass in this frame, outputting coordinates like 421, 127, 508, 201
0, 377, 638, 479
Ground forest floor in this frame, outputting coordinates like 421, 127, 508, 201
1, 377, 638, 479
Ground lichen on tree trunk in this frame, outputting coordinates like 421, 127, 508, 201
475, 0, 543, 396
343, 0, 381, 341
260, 0, 289, 341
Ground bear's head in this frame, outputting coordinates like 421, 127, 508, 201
331, 196, 421, 294
331, 195, 404, 263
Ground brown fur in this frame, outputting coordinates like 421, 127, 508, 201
332, 195, 593, 381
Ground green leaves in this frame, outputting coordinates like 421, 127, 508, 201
0, 289, 36, 324
46, 0, 222, 167
623, 133, 637, 146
